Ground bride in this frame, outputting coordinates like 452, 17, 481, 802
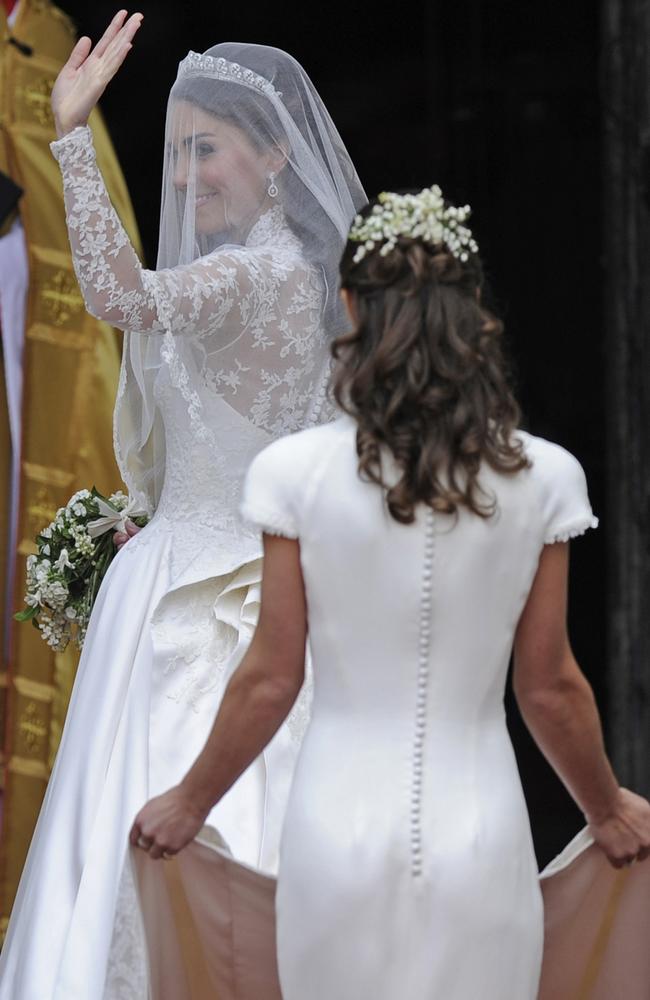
0, 11, 365, 999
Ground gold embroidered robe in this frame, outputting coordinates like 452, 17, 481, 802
0, 0, 141, 939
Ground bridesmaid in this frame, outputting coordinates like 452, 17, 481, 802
132, 187, 650, 999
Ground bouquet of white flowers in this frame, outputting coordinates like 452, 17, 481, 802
15, 488, 149, 652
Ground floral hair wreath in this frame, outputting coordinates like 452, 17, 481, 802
348, 185, 479, 265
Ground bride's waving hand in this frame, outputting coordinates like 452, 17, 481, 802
52, 10, 143, 138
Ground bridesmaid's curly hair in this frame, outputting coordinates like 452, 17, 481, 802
332, 197, 530, 524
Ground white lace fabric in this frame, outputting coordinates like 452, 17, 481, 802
52, 127, 328, 423
50, 119, 322, 748
51, 126, 160, 332
52, 125, 343, 522
51, 42, 367, 518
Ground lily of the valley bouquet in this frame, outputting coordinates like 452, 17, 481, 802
15, 489, 148, 652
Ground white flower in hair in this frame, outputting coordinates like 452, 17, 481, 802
349, 185, 479, 265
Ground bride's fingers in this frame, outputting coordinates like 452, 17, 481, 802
101, 40, 134, 84
101, 13, 143, 75
106, 11, 143, 54
91, 9, 129, 60
65, 36, 93, 72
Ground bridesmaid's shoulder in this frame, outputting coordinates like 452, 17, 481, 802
253, 415, 353, 475
516, 428, 583, 465
514, 429, 589, 489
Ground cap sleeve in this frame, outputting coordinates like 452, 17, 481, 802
531, 438, 599, 544
241, 439, 300, 539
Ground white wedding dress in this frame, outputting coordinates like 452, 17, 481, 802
0, 125, 328, 1000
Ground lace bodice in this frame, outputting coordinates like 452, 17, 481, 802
152, 366, 267, 543
51, 126, 336, 523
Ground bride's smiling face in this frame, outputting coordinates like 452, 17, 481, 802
169, 101, 273, 234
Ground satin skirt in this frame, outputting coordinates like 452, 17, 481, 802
0, 516, 299, 1000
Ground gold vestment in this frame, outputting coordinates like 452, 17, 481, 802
0, 0, 142, 938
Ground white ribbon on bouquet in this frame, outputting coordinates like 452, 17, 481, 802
87, 497, 148, 539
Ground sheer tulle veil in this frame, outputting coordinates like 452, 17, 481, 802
114, 43, 366, 511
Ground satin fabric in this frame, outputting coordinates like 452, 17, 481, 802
0, 386, 301, 999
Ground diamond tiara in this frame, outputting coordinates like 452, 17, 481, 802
177, 52, 282, 101
349, 185, 479, 265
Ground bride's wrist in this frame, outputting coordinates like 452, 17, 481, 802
54, 114, 88, 140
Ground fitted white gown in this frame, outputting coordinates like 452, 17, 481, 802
239, 416, 599, 999
0, 125, 328, 1000
133, 417, 650, 1000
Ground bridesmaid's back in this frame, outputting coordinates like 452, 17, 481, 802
242, 414, 597, 721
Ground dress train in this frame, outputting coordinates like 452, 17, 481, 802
133, 828, 650, 1000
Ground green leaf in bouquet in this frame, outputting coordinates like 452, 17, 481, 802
14, 605, 39, 622
90, 486, 112, 511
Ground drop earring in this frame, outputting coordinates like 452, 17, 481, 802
267, 172, 279, 198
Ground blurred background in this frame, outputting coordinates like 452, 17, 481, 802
2, 0, 648, 906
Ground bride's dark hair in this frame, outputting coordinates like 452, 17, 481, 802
332, 196, 530, 524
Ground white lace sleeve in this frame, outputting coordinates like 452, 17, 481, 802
50, 126, 255, 337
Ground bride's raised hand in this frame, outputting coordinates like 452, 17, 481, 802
51, 9, 143, 138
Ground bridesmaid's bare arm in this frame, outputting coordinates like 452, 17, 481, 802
130, 533, 307, 858
513, 542, 650, 867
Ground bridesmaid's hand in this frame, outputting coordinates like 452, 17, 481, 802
588, 788, 650, 868
113, 519, 141, 551
51, 9, 143, 138
130, 786, 207, 861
